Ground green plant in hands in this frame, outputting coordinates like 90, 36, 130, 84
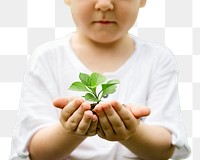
69, 72, 120, 108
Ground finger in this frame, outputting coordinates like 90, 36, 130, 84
65, 102, 91, 131
97, 123, 105, 139
128, 105, 151, 118
102, 103, 126, 134
75, 110, 94, 135
95, 104, 115, 136
60, 99, 83, 122
86, 114, 98, 136
53, 96, 83, 109
110, 101, 138, 131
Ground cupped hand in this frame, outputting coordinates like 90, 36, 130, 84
53, 97, 98, 137
93, 101, 150, 141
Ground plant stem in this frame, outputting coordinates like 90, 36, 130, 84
97, 90, 103, 100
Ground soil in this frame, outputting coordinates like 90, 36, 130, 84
90, 103, 97, 110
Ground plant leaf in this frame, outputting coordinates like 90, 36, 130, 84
101, 80, 119, 91
101, 83, 113, 91
107, 79, 120, 85
100, 79, 120, 98
79, 73, 91, 86
90, 72, 106, 87
68, 82, 90, 92
88, 86, 96, 94
102, 85, 117, 97
83, 93, 100, 102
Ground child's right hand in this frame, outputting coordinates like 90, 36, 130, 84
53, 97, 98, 137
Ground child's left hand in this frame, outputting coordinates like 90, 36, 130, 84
93, 101, 150, 141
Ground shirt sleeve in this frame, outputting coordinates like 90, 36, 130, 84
144, 48, 191, 159
10, 47, 60, 159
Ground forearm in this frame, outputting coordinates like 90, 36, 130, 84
121, 122, 175, 160
29, 122, 86, 160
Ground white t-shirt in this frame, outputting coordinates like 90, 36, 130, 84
10, 33, 191, 160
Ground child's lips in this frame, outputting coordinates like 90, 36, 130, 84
93, 20, 116, 25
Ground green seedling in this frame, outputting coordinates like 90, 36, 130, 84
69, 72, 120, 109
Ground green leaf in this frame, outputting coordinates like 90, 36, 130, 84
68, 82, 90, 92
90, 72, 106, 87
79, 73, 91, 86
101, 83, 113, 91
101, 80, 119, 91
87, 86, 96, 94
83, 93, 100, 102
102, 85, 117, 97
107, 79, 120, 85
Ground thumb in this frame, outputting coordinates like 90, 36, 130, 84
129, 105, 151, 119
53, 96, 81, 109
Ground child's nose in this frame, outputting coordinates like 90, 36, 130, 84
94, 0, 114, 12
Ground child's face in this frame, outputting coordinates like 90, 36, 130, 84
65, 0, 146, 43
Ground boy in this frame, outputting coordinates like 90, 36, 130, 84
10, 0, 190, 159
